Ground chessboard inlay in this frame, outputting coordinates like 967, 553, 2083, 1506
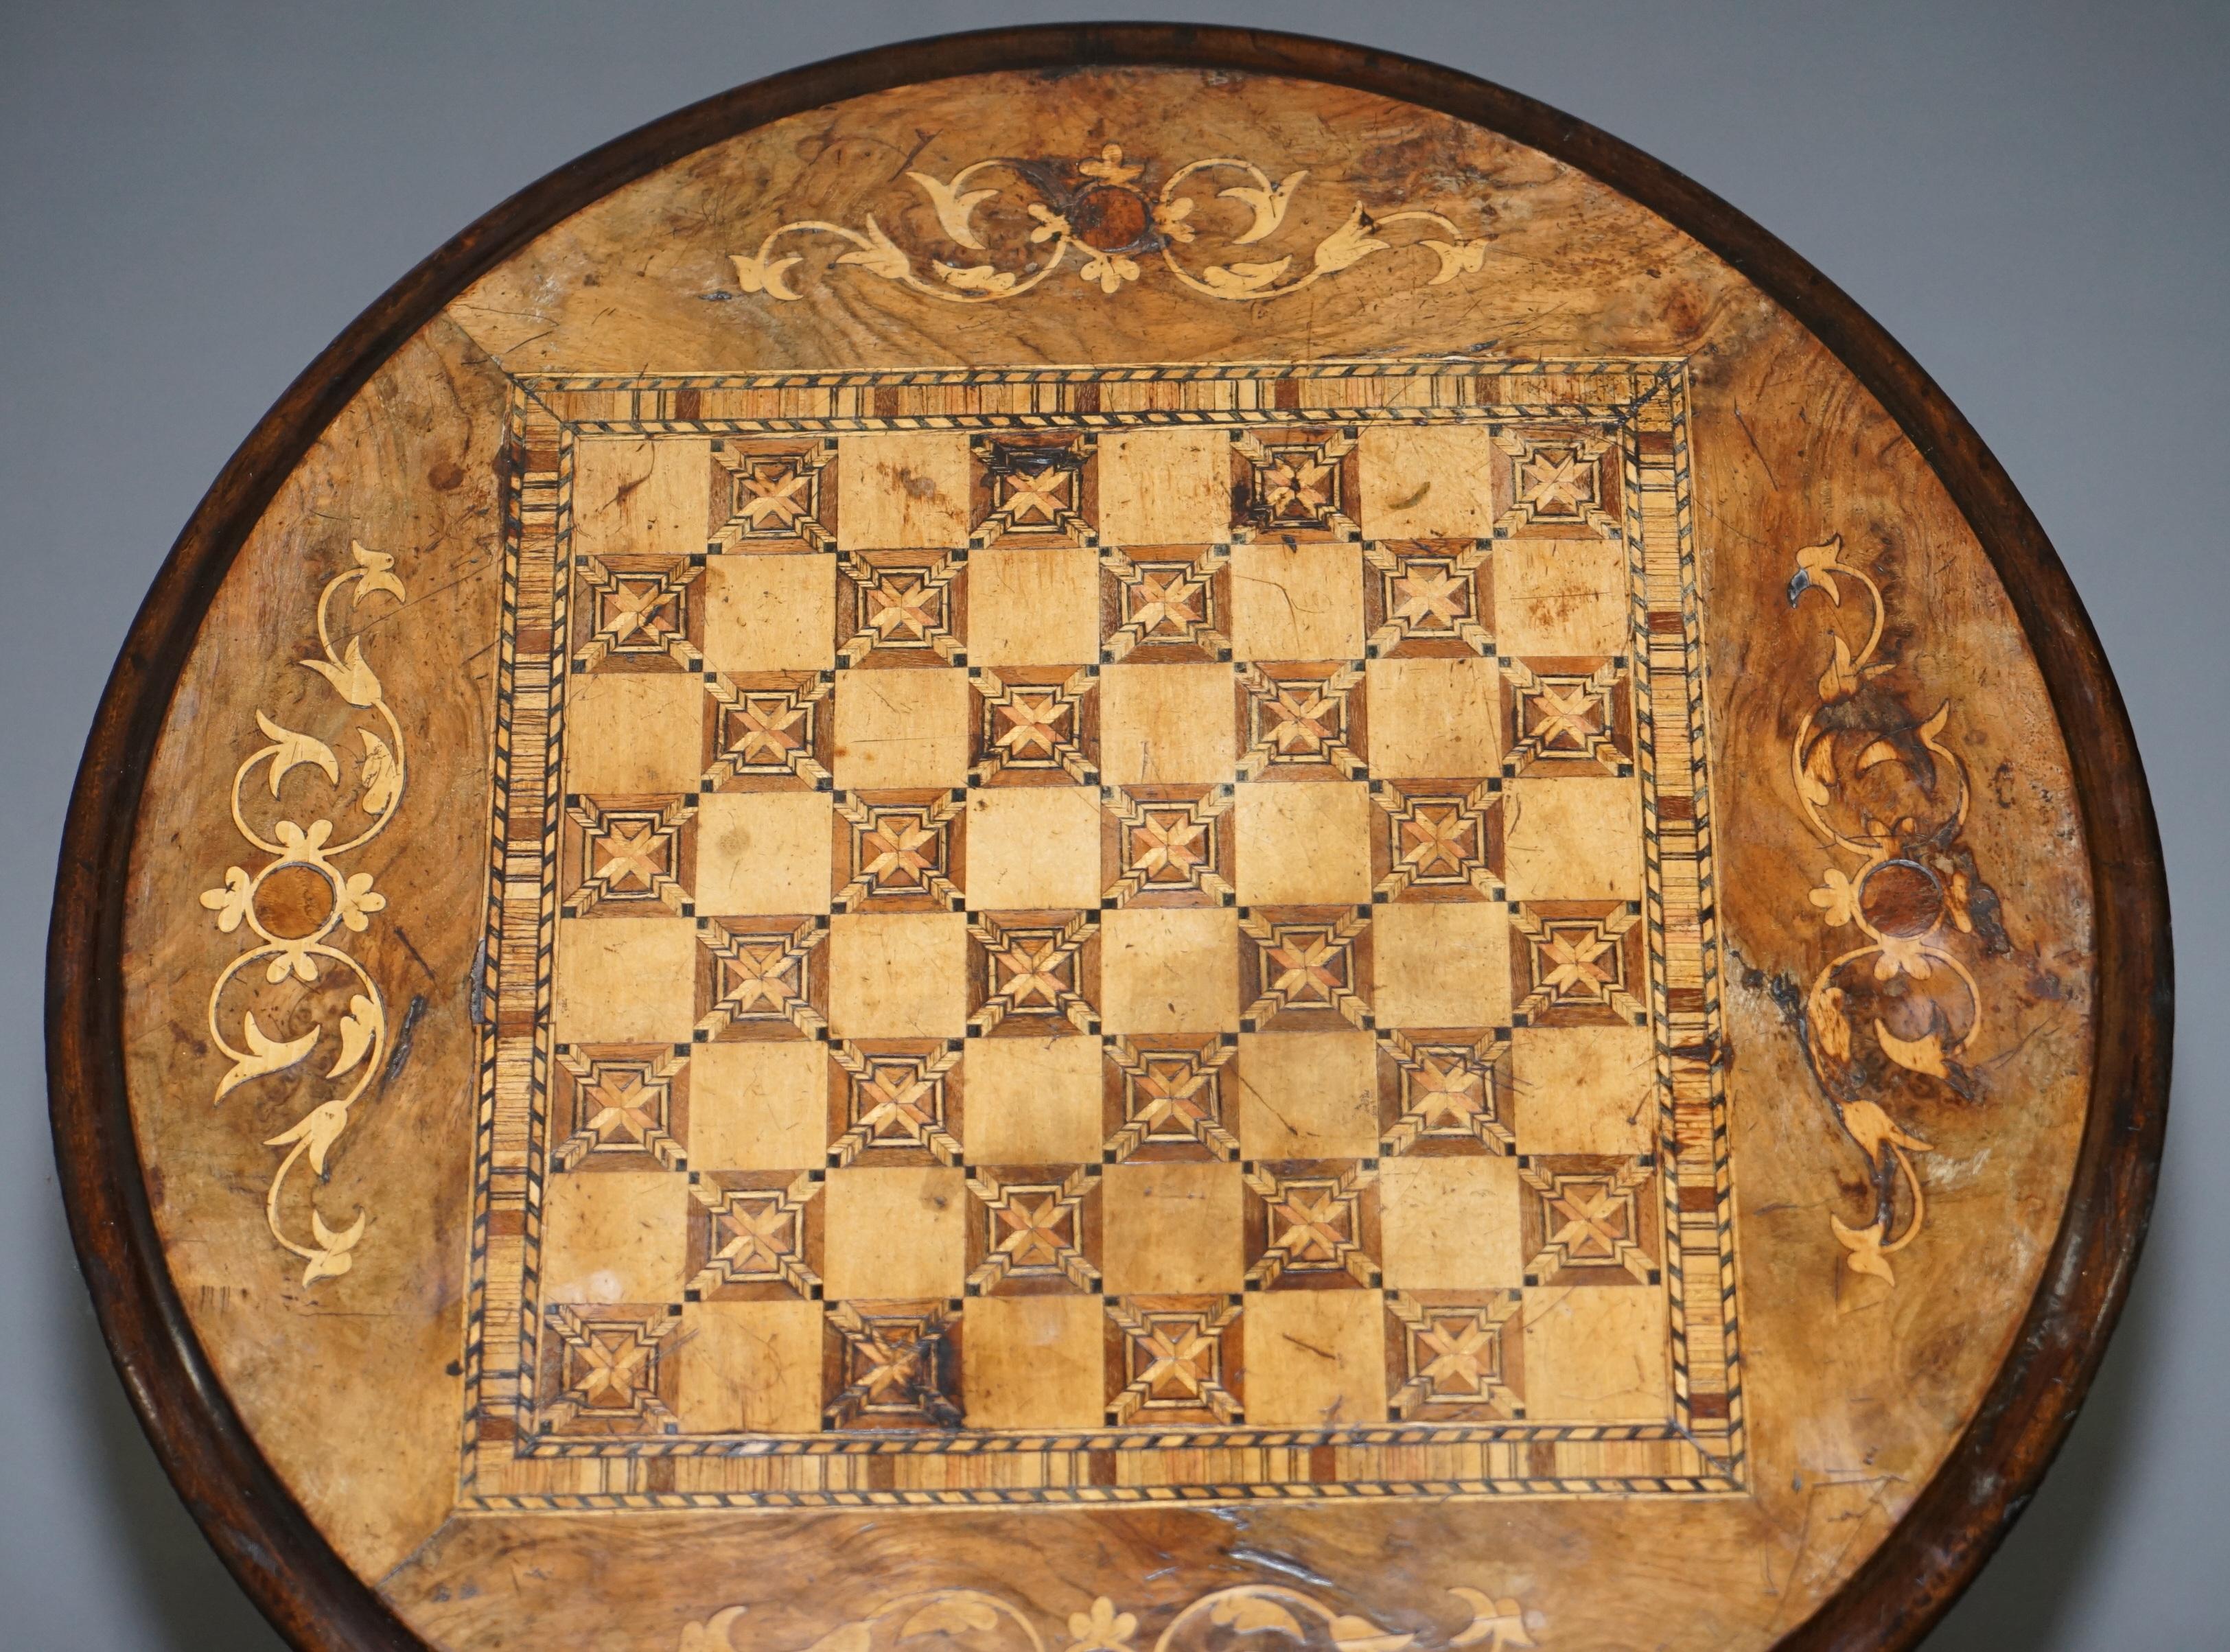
461, 358, 1741, 1509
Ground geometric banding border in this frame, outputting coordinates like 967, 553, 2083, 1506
460, 357, 1741, 1509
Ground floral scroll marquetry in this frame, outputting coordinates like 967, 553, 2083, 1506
731, 144, 1490, 306
198, 542, 408, 1285
1785, 535, 2006, 1285
680, 1585, 1535, 1652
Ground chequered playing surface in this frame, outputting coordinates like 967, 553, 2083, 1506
533, 419, 1678, 1443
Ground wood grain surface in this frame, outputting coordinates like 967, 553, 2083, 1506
49, 27, 2168, 1652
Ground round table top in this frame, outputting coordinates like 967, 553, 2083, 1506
50, 27, 2167, 1652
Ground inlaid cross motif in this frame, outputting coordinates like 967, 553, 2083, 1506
1386, 1291, 1524, 1419
710, 439, 836, 551
703, 671, 833, 792
551, 1045, 689, 1171
573, 555, 705, 672
1520, 1155, 1660, 1285
1105, 1296, 1243, 1425
1370, 780, 1502, 903
1244, 1162, 1380, 1289
541, 1305, 680, 1436
1378, 1029, 1513, 1156
564, 795, 695, 917
1102, 548, 1230, 662
1238, 662, 1367, 780
1103, 1036, 1240, 1162
1363, 541, 1492, 657
829, 1041, 964, 1166
695, 916, 829, 1040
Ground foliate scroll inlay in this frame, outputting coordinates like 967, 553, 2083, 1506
1786, 535, 2003, 1284
197, 542, 408, 1285
682, 1585, 1535, 1652
732, 145, 1490, 305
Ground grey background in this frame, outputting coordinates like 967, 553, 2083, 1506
3, 2, 2222, 1644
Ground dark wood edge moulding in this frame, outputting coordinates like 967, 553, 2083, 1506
44, 22, 2172, 1652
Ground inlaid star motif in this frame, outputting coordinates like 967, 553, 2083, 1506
970, 912, 1097, 1035
992, 1191, 1072, 1268
854, 1059, 942, 1141
1262, 451, 1337, 519
564, 797, 693, 916
1104, 1038, 1240, 1161
721, 942, 801, 1012
581, 1070, 658, 1143
572, 555, 704, 671
543, 1305, 678, 1434
1528, 682, 1606, 748
1106, 1297, 1242, 1423
552, 1047, 686, 1170
992, 935, 1071, 1005
1399, 804, 1476, 879
1540, 927, 1618, 998
736, 461, 815, 531
729, 696, 809, 764
1135, 1320, 1218, 1398
1266, 931, 1345, 1001
571, 1328, 655, 1408
1132, 811, 1208, 881
590, 820, 667, 892
1245, 1164, 1378, 1288
696, 917, 826, 1040
859, 816, 940, 888
864, 573, 940, 641
995, 691, 1071, 758
1263, 684, 1338, 755
1133, 1058, 1215, 1132
1410, 1055, 1487, 1128
1239, 664, 1364, 779
1417, 1315, 1502, 1393
704, 672, 833, 791
1544, 1179, 1630, 1260
1391, 564, 1471, 630
1520, 448, 1594, 515
1267, 1184, 1353, 1263
1378, 1029, 1510, 1156
712, 1197, 800, 1275
825, 1303, 962, 1428
1521, 1156, 1657, 1283
997, 469, 1070, 527
1386, 1292, 1522, 1418
600, 581, 680, 646
1241, 910, 1368, 1029
1511, 903, 1643, 1025
1129, 568, 1205, 638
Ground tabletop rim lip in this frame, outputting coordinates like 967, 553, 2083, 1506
43, 23, 2172, 1652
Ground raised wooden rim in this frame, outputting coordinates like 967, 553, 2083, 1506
46, 23, 2171, 1651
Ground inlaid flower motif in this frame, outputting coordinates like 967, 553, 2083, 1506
200, 866, 254, 932
1078, 249, 1141, 294
334, 870, 386, 932
1808, 865, 1859, 927
1067, 1597, 1137, 1651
